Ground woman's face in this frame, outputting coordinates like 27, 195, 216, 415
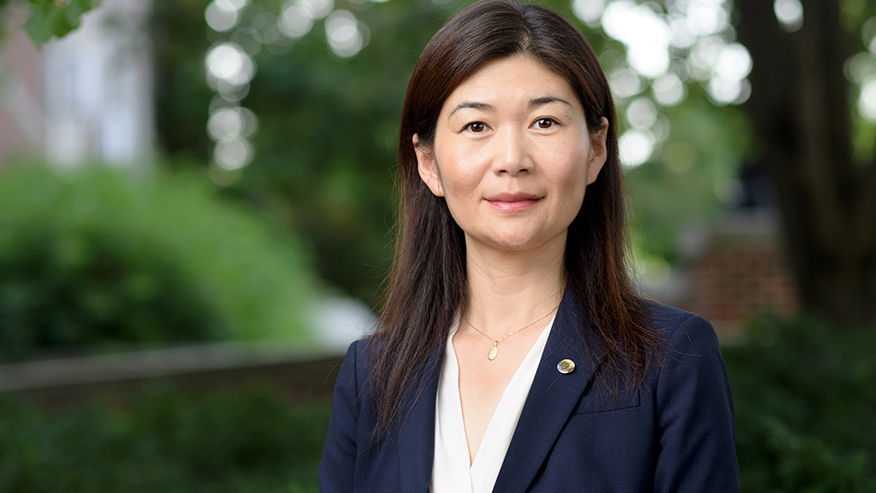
414, 55, 607, 254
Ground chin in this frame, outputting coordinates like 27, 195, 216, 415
483, 234, 556, 253
464, 223, 568, 254
505, 228, 570, 253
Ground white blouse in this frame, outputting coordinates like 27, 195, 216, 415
431, 315, 555, 493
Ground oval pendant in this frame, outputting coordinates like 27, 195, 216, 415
488, 345, 498, 361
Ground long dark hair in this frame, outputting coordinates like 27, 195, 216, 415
371, 0, 663, 437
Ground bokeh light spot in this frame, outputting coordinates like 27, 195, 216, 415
208, 106, 259, 143
572, 0, 605, 27
299, 0, 334, 19
279, 3, 314, 38
214, 139, 254, 170
857, 77, 876, 122
774, 0, 803, 32
601, 0, 671, 78
626, 97, 658, 130
715, 43, 752, 82
206, 43, 256, 88
326, 10, 366, 58
609, 68, 644, 98
688, 35, 726, 81
686, 0, 730, 37
845, 53, 876, 84
619, 129, 655, 168
652, 73, 686, 106
205, 1, 239, 32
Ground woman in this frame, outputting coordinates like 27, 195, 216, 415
320, 1, 740, 491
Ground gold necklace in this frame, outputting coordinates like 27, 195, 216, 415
463, 304, 559, 361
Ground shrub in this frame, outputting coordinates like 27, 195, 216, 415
0, 385, 329, 492
0, 164, 317, 361
724, 316, 876, 492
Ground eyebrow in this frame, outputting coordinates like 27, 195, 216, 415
449, 101, 493, 116
529, 96, 573, 108
449, 96, 572, 116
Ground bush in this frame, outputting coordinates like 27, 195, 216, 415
0, 385, 329, 492
0, 164, 317, 361
724, 316, 876, 492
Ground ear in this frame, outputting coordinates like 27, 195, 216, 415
414, 134, 444, 197
586, 117, 609, 185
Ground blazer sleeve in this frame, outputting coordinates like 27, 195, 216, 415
652, 313, 741, 492
319, 340, 362, 492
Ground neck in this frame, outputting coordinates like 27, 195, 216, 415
463, 234, 566, 338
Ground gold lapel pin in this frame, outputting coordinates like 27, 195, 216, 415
557, 359, 575, 374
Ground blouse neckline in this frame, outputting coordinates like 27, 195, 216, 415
431, 313, 556, 493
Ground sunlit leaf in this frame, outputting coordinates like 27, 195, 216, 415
24, 0, 101, 47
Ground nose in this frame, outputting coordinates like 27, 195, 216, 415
493, 127, 532, 176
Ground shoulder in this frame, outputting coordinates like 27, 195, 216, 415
329, 337, 379, 417
636, 300, 732, 426
639, 302, 741, 490
640, 299, 721, 353
640, 301, 734, 438
640, 299, 710, 331
337, 337, 378, 387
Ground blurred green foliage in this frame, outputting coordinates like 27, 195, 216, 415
0, 164, 316, 361
726, 316, 876, 492
625, 91, 752, 265
22, 0, 101, 45
154, 0, 475, 304
150, 0, 745, 305
0, 385, 328, 492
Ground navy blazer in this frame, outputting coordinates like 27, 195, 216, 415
320, 292, 740, 492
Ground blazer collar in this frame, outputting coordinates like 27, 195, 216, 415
394, 285, 600, 493
493, 285, 603, 492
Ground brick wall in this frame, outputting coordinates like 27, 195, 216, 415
665, 211, 799, 340
685, 239, 798, 334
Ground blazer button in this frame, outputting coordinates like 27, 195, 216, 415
557, 359, 575, 374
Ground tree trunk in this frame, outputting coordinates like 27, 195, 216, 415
734, 0, 876, 327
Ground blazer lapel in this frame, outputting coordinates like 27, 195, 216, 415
396, 347, 443, 492
493, 288, 603, 492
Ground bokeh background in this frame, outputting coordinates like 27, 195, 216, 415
0, 0, 874, 491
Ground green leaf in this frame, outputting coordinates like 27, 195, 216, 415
24, 0, 102, 47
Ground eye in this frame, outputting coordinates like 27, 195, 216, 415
464, 122, 487, 133
535, 118, 555, 129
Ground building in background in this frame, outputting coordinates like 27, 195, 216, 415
0, 0, 153, 167
647, 163, 799, 341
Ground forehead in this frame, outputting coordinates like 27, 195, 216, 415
441, 55, 580, 112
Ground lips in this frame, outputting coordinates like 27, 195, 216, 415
486, 193, 542, 212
